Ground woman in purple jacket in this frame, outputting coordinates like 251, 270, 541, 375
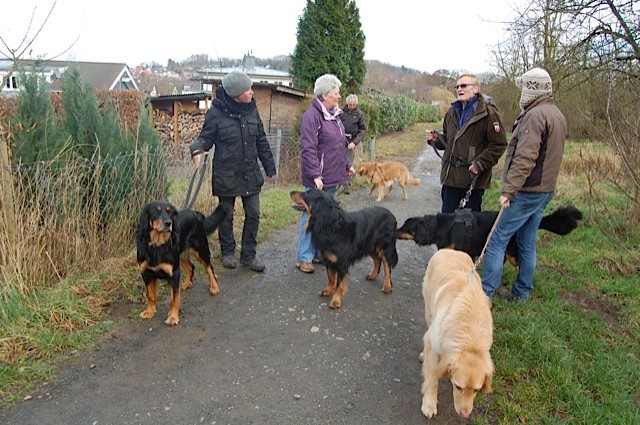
295, 74, 356, 273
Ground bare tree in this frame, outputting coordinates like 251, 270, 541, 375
1, 0, 76, 247
0, 0, 78, 93
490, 0, 640, 227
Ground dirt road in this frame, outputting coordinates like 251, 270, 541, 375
1, 147, 471, 424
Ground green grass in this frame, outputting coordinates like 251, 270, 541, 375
2, 123, 639, 423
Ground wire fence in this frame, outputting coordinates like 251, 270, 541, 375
0, 133, 303, 293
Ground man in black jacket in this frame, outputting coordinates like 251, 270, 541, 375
340, 94, 366, 194
190, 71, 276, 272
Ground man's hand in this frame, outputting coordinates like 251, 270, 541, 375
192, 151, 207, 168
426, 129, 438, 142
347, 142, 356, 150
499, 195, 510, 208
347, 166, 356, 177
314, 177, 324, 190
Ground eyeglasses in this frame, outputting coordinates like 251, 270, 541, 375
454, 84, 474, 90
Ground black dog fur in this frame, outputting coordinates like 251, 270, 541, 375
396, 205, 583, 269
290, 188, 398, 309
135, 201, 232, 325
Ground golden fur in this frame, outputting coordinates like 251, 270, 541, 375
420, 249, 494, 419
357, 161, 421, 202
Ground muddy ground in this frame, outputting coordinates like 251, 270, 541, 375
1, 147, 474, 425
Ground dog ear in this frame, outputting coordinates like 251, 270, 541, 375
482, 372, 493, 393
137, 204, 151, 239
436, 357, 452, 379
412, 216, 436, 246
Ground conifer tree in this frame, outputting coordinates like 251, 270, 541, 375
291, 0, 366, 93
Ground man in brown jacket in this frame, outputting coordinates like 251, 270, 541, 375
481, 68, 568, 302
427, 74, 507, 213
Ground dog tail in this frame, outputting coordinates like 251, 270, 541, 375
407, 175, 421, 186
203, 203, 233, 235
539, 205, 583, 235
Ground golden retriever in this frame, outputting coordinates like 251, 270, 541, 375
357, 161, 420, 202
420, 248, 494, 419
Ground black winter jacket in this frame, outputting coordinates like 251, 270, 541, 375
190, 87, 276, 197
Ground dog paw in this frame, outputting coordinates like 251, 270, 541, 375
421, 400, 437, 419
418, 351, 424, 363
164, 315, 179, 326
209, 285, 220, 296
320, 287, 334, 297
329, 297, 342, 309
180, 281, 193, 291
380, 285, 393, 294
139, 309, 156, 320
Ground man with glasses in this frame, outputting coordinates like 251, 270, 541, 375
427, 74, 507, 213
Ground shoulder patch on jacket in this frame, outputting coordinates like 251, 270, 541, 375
493, 122, 501, 133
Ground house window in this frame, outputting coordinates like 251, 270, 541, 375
5, 75, 18, 90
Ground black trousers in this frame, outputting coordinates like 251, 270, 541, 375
218, 193, 260, 261
440, 185, 484, 214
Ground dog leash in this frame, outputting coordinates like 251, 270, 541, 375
472, 204, 506, 271
181, 154, 208, 210
458, 174, 479, 209
428, 135, 477, 209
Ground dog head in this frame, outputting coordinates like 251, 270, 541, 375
438, 350, 494, 419
290, 188, 333, 217
290, 188, 345, 233
357, 161, 377, 179
138, 200, 179, 246
396, 215, 437, 246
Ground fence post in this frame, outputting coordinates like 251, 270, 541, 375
0, 135, 16, 247
274, 128, 281, 182
369, 137, 376, 161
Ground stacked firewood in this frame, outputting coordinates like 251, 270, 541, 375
154, 111, 205, 159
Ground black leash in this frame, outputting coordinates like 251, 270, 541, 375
181, 154, 208, 210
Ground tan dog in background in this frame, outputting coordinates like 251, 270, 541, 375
420, 248, 494, 419
357, 161, 421, 202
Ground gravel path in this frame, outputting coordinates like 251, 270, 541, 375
1, 146, 471, 425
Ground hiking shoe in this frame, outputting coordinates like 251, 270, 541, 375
497, 287, 526, 303
296, 262, 314, 273
240, 258, 265, 272
222, 255, 237, 269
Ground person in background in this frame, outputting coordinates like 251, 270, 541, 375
190, 71, 276, 272
295, 74, 356, 273
481, 68, 567, 302
427, 73, 507, 213
340, 94, 366, 194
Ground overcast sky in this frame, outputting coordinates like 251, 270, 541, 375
1, 0, 521, 74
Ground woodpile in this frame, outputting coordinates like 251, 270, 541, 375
153, 110, 205, 159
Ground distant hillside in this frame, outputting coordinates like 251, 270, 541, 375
160, 55, 457, 103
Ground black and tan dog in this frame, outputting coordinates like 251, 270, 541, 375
397, 205, 583, 270
290, 188, 398, 309
135, 201, 231, 326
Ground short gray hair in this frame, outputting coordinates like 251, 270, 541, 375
314, 74, 342, 99
346, 94, 358, 105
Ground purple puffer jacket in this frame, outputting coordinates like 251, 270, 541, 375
300, 98, 349, 188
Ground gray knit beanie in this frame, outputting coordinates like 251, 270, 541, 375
222, 71, 252, 98
515, 67, 552, 110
